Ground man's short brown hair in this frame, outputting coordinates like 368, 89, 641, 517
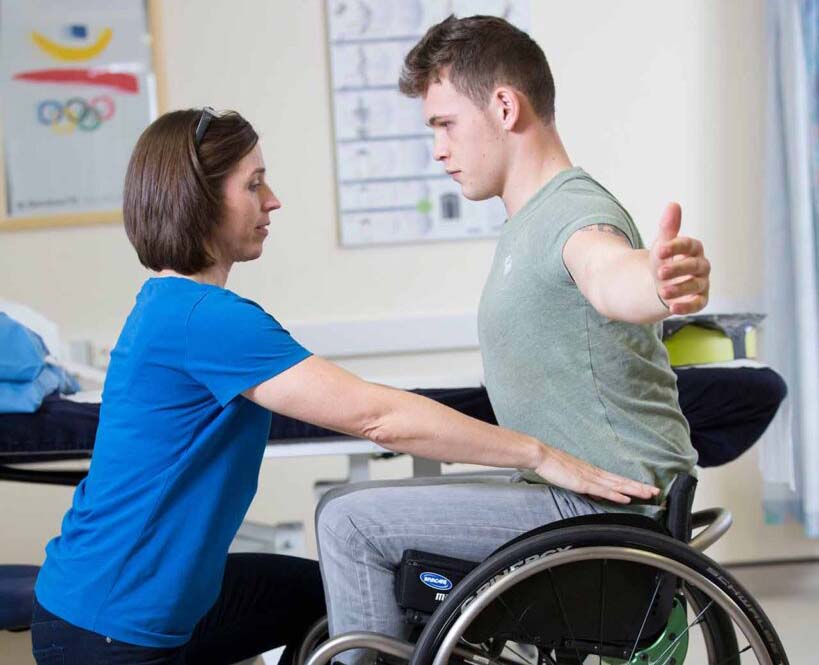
399, 15, 555, 124
123, 109, 258, 274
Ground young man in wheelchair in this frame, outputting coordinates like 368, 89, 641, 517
315, 15, 712, 664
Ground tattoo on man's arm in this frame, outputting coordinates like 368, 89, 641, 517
580, 223, 630, 241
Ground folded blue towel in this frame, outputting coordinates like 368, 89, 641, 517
0, 313, 78, 413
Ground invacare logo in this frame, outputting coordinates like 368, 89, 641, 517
420, 572, 453, 591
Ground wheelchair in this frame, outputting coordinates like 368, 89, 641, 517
299, 474, 788, 665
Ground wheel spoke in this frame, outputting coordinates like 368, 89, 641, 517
495, 592, 537, 645
455, 639, 531, 665
626, 573, 665, 662
711, 643, 753, 665
546, 569, 584, 664
598, 559, 607, 662
653, 599, 714, 665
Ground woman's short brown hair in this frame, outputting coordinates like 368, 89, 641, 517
123, 109, 258, 274
399, 15, 555, 124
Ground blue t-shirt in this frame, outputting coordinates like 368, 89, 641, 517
35, 277, 312, 647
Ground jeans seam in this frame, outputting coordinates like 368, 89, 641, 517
319, 515, 372, 631
354, 524, 529, 541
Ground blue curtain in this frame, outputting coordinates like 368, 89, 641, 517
761, 0, 819, 537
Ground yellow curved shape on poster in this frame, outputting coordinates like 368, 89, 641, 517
51, 120, 76, 136
31, 28, 113, 62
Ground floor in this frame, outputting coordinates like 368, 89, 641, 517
2, 561, 816, 664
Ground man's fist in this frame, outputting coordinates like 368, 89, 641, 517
649, 203, 711, 315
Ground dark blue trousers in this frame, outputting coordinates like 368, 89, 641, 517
31, 553, 326, 665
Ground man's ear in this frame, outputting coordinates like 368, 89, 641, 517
493, 87, 521, 130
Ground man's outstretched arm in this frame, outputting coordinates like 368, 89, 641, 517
563, 202, 710, 324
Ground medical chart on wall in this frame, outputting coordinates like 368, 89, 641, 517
326, 0, 530, 247
0, 0, 156, 219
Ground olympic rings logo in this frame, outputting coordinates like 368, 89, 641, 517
36, 95, 115, 133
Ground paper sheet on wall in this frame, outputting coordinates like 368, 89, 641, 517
326, 0, 530, 246
0, 0, 156, 218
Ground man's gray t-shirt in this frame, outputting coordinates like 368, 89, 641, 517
478, 167, 697, 511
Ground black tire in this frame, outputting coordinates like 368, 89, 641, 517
410, 525, 787, 665
686, 586, 741, 664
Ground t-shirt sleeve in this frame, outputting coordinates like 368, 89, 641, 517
186, 290, 312, 406
550, 206, 641, 284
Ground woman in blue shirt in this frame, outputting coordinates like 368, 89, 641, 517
31, 108, 657, 664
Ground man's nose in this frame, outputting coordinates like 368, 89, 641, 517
432, 137, 449, 162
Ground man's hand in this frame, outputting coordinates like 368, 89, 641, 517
650, 203, 711, 315
533, 445, 660, 505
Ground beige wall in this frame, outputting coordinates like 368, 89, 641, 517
3, 0, 817, 564
0, 0, 766, 342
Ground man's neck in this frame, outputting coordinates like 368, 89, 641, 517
500, 123, 573, 218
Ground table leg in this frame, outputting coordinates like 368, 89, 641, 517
348, 453, 371, 483
412, 456, 442, 477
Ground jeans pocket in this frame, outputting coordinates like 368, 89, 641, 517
32, 646, 65, 665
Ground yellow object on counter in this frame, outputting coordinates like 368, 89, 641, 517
661, 313, 764, 367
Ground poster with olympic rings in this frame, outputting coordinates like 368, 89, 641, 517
0, 0, 156, 222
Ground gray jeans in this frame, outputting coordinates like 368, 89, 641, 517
315, 474, 603, 665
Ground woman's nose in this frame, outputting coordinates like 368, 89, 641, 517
263, 189, 281, 212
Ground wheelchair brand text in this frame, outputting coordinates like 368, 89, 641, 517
706, 565, 782, 658
460, 546, 574, 611
420, 572, 453, 591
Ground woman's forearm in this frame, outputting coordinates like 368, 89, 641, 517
364, 383, 659, 504
363, 384, 545, 470
244, 356, 659, 503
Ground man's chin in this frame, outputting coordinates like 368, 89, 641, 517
461, 187, 494, 202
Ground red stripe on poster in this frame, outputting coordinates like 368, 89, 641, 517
13, 69, 139, 94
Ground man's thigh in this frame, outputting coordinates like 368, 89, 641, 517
317, 476, 602, 565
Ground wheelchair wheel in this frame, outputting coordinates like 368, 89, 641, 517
410, 524, 787, 665
296, 617, 330, 665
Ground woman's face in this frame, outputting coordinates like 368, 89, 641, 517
211, 145, 280, 266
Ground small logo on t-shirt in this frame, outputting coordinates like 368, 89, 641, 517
503, 254, 513, 276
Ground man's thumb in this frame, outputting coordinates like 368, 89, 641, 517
657, 202, 682, 243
